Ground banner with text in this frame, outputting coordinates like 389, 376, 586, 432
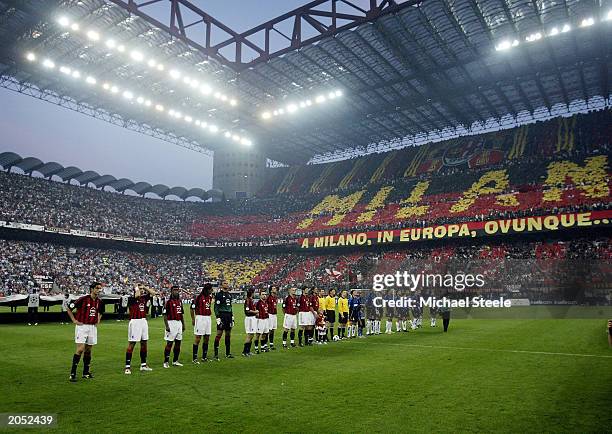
297, 211, 612, 250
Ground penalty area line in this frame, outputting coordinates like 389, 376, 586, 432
355, 341, 612, 359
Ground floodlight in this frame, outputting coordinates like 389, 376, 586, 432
85, 76, 96, 84
580, 17, 594, 27
287, 104, 297, 113
117, 45, 125, 53
136, 96, 144, 104
155, 104, 164, 111
262, 112, 271, 119
130, 51, 143, 61
169, 69, 181, 79
122, 90, 133, 99
209, 125, 218, 133
58, 16, 70, 27
230, 99, 237, 106
71, 70, 80, 79
105, 39, 116, 49
70, 23, 79, 31
110, 85, 118, 93
561, 24, 571, 33
86, 30, 100, 41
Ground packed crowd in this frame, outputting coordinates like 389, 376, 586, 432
0, 237, 609, 304
0, 110, 609, 243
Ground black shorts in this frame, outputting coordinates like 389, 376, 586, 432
325, 310, 336, 323
217, 312, 233, 331
338, 312, 348, 325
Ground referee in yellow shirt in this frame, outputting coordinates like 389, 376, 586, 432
325, 289, 337, 340
337, 290, 349, 339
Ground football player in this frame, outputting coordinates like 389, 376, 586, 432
67, 282, 103, 382
191, 283, 213, 363
163, 286, 185, 368
125, 283, 156, 374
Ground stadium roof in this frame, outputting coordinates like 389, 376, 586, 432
0, 0, 609, 165
0, 151, 220, 200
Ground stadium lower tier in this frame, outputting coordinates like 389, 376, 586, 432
0, 236, 609, 304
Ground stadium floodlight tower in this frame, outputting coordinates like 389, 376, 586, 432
212, 146, 266, 200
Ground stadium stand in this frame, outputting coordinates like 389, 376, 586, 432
1, 109, 610, 243
0, 238, 609, 305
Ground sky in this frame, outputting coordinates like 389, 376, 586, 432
0, 0, 307, 190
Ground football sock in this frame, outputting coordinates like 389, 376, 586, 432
282, 331, 288, 345
366, 320, 371, 334
83, 353, 91, 374
269, 330, 274, 345
290, 330, 295, 344
125, 348, 133, 368
214, 335, 220, 356
255, 339, 260, 351
329, 327, 334, 338
298, 329, 303, 345
71, 354, 81, 376
164, 343, 171, 363
262, 336, 268, 348
192, 344, 199, 360
172, 341, 181, 362
202, 340, 209, 358
140, 342, 147, 364
243, 342, 249, 355
224, 335, 231, 356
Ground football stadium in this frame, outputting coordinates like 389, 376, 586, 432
0, 0, 610, 432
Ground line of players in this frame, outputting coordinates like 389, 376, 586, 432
65, 281, 436, 382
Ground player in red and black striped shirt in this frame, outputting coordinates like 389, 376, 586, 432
297, 288, 312, 347
163, 286, 185, 368
267, 286, 278, 350
242, 288, 258, 357
255, 290, 269, 354
282, 287, 298, 348
191, 283, 213, 363
66, 282, 103, 382
125, 283, 157, 374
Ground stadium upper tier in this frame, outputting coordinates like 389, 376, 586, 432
0, 109, 610, 243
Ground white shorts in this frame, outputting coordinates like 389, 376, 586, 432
298, 311, 314, 326
245, 316, 257, 334
268, 314, 277, 330
194, 315, 211, 336
283, 314, 297, 330
128, 318, 149, 342
256, 318, 270, 334
75, 324, 97, 345
164, 320, 183, 341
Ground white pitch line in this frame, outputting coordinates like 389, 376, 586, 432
356, 341, 612, 359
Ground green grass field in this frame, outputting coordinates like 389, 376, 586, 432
1, 308, 611, 433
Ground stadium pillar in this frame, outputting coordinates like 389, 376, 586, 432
212, 148, 266, 199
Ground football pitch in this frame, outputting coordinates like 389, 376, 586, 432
1, 309, 611, 433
